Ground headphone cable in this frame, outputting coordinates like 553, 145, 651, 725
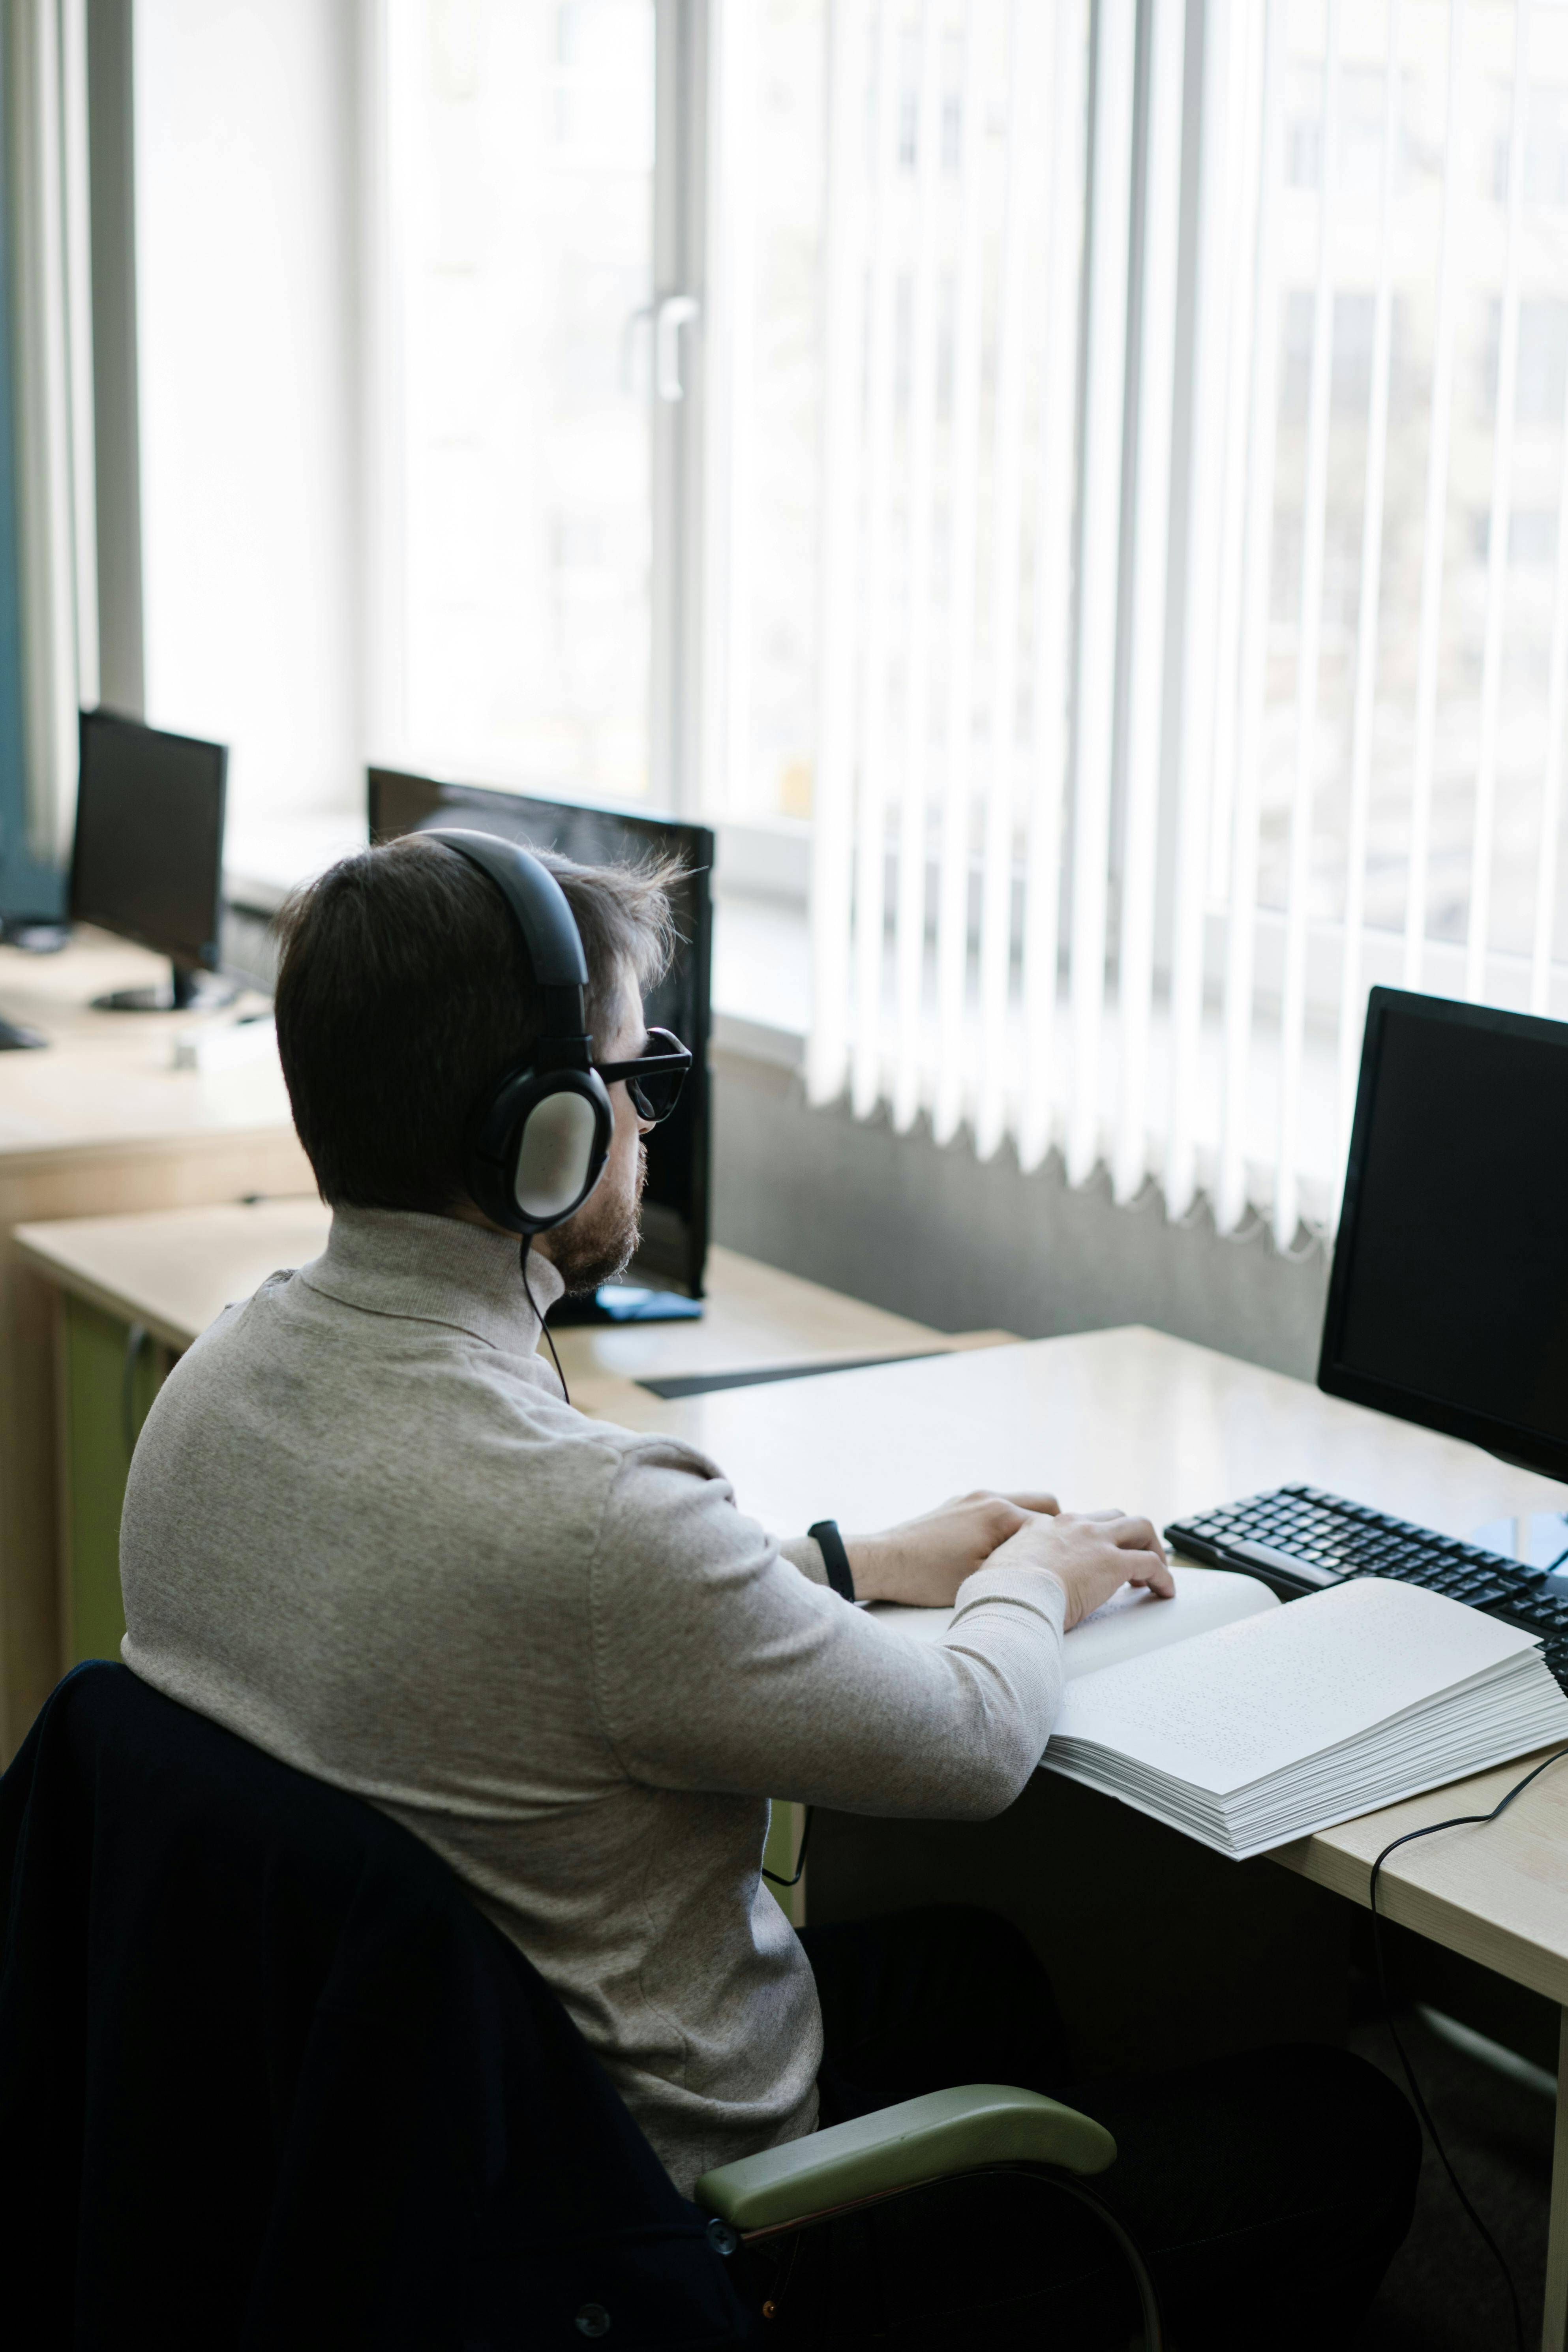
520, 1241, 571, 1407
1367, 1741, 1568, 2352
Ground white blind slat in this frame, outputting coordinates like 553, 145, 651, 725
1403, 0, 1467, 994
1535, 483, 1568, 1012
1534, 199, 1568, 1017
1164, 0, 1238, 1221
1216, 0, 1285, 1236
1334, 2, 1401, 1207
1466, 0, 1529, 1006
1112, 0, 1185, 1207
704, 0, 756, 846
890, 2, 944, 1135
932, 12, 988, 1146
1204, 4, 1265, 933
807, 0, 870, 1108
1065, 0, 1135, 1188
849, 0, 904, 1121
1273, 0, 1340, 1250
975, 0, 1035, 1163
1018, 0, 1087, 1176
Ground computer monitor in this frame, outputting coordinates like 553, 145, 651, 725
1319, 985, 1568, 1484
368, 767, 713, 1312
71, 710, 232, 1010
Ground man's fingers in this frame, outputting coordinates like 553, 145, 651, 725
1001, 1490, 1060, 1517
1125, 1556, 1177, 1600
1101, 1514, 1166, 1560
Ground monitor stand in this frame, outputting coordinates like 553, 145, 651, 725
92, 962, 242, 1013
550, 1285, 705, 1327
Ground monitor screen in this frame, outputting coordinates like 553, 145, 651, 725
71, 711, 227, 972
1319, 986, 1568, 1480
368, 767, 713, 1300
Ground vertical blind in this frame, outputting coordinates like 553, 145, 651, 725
718, 0, 1568, 1246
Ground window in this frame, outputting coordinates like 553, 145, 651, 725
129, 0, 1568, 1249
379, 0, 657, 803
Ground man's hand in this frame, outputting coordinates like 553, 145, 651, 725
844, 1490, 1062, 1607
843, 1495, 1174, 1626
986, 1509, 1174, 1630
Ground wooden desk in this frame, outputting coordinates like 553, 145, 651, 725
13, 1201, 964, 1403
0, 932, 309, 1756
18, 1228, 1567, 2324
611, 1324, 1568, 2349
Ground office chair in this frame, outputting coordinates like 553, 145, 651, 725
0, 1662, 1161, 2349
696, 2091, 1161, 2348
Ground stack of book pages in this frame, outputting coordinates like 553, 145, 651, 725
871, 1567, 1568, 1860
1043, 1576, 1568, 1859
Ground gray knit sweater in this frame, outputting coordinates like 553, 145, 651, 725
119, 1207, 1066, 2194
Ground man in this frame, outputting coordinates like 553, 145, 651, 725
120, 835, 1417, 2345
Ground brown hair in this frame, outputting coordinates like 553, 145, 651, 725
273, 832, 678, 1213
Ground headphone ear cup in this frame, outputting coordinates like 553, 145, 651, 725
467, 1069, 613, 1236
513, 1084, 607, 1225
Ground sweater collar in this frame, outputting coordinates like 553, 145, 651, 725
302, 1205, 565, 1354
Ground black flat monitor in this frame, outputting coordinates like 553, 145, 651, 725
368, 767, 713, 1313
1319, 985, 1568, 1484
71, 710, 233, 1010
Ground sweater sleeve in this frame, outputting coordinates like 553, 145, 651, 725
778, 1534, 829, 1585
587, 1439, 1065, 1821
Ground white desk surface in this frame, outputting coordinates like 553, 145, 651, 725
629, 1320, 1568, 1542
0, 929, 292, 1157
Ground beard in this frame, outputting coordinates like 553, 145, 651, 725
546, 1141, 647, 1295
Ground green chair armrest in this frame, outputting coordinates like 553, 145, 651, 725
693, 2083, 1117, 2232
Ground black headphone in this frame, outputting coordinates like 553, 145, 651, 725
425, 828, 614, 1236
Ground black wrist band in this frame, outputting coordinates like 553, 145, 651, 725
808, 1519, 855, 1604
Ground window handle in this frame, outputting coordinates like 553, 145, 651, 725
654, 294, 699, 401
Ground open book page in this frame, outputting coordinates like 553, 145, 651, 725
1050, 1577, 1542, 1797
866, 1561, 1277, 1681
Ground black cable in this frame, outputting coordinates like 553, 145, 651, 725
761, 1804, 813, 1889
520, 1242, 571, 1407
1367, 1742, 1568, 2352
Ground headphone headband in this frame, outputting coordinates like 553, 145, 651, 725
424, 827, 588, 994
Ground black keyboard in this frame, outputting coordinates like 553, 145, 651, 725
1165, 1485, 1568, 1696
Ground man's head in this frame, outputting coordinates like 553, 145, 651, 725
274, 833, 679, 1290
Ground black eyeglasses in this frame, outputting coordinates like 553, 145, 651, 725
593, 1026, 692, 1124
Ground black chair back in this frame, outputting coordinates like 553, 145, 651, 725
0, 1661, 754, 2351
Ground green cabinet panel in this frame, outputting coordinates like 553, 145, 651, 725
61, 1296, 171, 1668
762, 1798, 806, 1928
